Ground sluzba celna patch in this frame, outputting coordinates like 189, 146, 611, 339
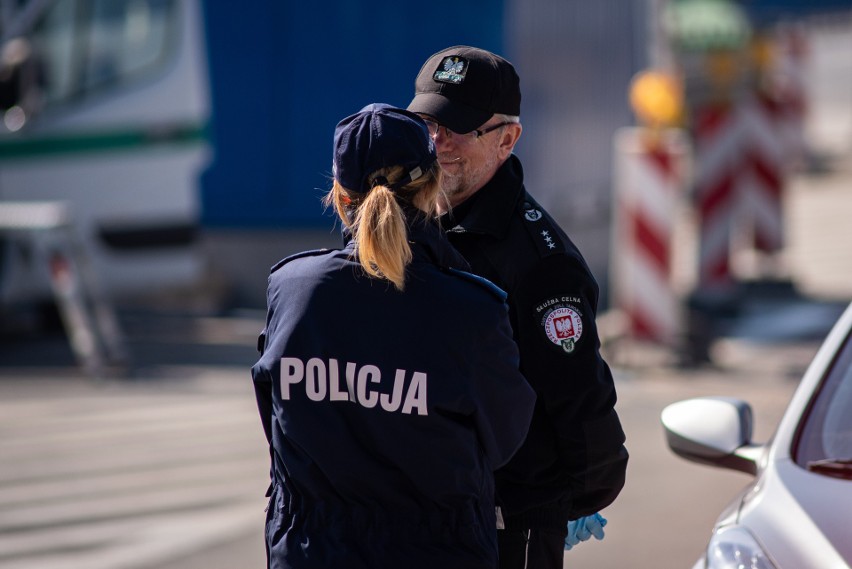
536, 297, 584, 354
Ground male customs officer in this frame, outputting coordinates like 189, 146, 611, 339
408, 46, 629, 569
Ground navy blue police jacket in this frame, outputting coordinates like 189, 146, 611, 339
441, 155, 629, 530
252, 212, 536, 569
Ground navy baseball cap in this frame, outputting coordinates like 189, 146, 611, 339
333, 103, 437, 194
407, 46, 521, 134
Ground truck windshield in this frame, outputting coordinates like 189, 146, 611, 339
26, 0, 177, 108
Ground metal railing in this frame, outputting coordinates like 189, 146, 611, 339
0, 200, 126, 377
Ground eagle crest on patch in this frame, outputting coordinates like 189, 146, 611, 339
536, 297, 584, 354
434, 56, 468, 84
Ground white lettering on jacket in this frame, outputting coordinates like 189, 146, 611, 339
280, 357, 428, 416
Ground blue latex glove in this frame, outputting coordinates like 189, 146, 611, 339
564, 512, 607, 550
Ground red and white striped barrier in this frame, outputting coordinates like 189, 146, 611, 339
739, 92, 786, 254
611, 127, 689, 345
691, 103, 743, 291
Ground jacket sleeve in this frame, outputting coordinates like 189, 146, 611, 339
471, 306, 537, 470
251, 335, 276, 493
251, 277, 279, 488
514, 254, 628, 518
252, 360, 274, 447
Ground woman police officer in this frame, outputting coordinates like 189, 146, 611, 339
251, 104, 536, 569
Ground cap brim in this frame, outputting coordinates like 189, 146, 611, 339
407, 93, 492, 135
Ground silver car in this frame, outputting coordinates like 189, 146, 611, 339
662, 301, 852, 569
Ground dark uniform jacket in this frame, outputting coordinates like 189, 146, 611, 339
442, 155, 629, 530
252, 213, 536, 569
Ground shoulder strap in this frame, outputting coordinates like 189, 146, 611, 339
270, 248, 330, 274
519, 198, 563, 259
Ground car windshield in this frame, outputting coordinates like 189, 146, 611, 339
794, 327, 852, 478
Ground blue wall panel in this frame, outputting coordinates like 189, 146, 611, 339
200, 1, 505, 228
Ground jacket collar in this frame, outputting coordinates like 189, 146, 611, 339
441, 154, 525, 238
344, 207, 470, 272
407, 210, 471, 271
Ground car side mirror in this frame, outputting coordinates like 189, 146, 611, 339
661, 396, 763, 475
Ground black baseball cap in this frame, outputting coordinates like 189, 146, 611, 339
407, 46, 521, 134
333, 103, 437, 194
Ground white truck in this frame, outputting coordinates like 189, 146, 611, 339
0, 0, 210, 311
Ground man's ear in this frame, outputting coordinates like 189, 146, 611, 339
497, 123, 522, 161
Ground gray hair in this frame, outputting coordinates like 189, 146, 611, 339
494, 113, 520, 124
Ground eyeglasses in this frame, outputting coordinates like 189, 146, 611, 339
422, 119, 512, 141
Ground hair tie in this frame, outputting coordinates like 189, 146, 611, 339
370, 176, 390, 189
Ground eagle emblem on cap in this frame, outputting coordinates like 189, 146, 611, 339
444, 58, 464, 75
434, 56, 468, 84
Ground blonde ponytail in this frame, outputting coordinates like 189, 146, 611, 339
355, 182, 410, 289
325, 164, 441, 291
